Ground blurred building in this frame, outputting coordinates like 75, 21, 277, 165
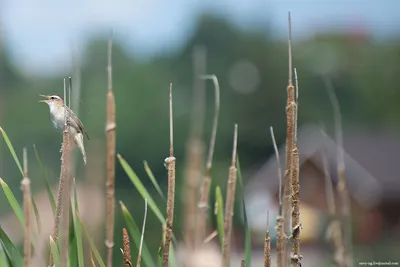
244, 124, 400, 250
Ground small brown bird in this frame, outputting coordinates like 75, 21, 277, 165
39, 94, 89, 165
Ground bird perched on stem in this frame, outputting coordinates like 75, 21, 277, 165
39, 94, 89, 165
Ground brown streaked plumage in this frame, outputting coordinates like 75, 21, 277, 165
39, 94, 89, 164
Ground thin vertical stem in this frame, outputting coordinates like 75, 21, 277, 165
202, 75, 220, 171
264, 210, 271, 267
271, 126, 285, 267
290, 67, 301, 265
49, 78, 70, 267
270, 127, 283, 215
290, 144, 300, 267
22, 147, 32, 267
322, 130, 345, 267
288, 13, 293, 85
221, 124, 238, 267
183, 46, 207, 251
169, 83, 173, 156
198, 74, 220, 242
324, 77, 353, 267
164, 83, 176, 267
283, 11, 295, 267
106, 30, 117, 267
294, 68, 299, 144
60, 78, 72, 267
136, 199, 148, 267
290, 67, 301, 267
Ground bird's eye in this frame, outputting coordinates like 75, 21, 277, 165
51, 97, 55, 100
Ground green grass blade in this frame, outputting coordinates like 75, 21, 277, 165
0, 179, 38, 251
0, 127, 23, 177
120, 201, 156, 267
33, 144, 56, 214
73, 180, 84, 267
77, 213, 106, 267
89, 249, 97, 267
241, 198, 251, 267
118, 154, 165, 224
68, 200, 77, 267
157, 240, 163, 267
31, 196, 42, 233
0, 240, 14, 267
0, 241, 11, 267
50, 236, 61, 267
237, 156, 251, 267
237, 155, 245, 189
143, 160, 166, 202
215, 186, 224, 251
168, 245, 178, 267
68, 234, 77, 267
0, 178, 24, 228
0, 227, 22, 267
119, 155, 178, 266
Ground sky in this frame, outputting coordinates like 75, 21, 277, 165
1, 0, 399, 76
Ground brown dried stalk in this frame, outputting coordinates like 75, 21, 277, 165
203, 230, 218, 244
122, 228, 132, 267
270, 126, 285, 267
183, 46, 207, 251
324, 77, 353, 267
198, 74, 220, 242
276, 215, 285, 267
90, 249, 98, 267
241, 260, 245, 267
22, 148, 32, 267
283, 12, 295, 244
49, 78, 71, 267
164, 83, 176, 267
106, 31, 117, 267
60, 78, 73, 267
136, 199, 148, 267
221, 124, 238, 267
294, 69, 299, 143
321, 130, 345, 267
264, 210, 271, 267
290, 68, 301, 267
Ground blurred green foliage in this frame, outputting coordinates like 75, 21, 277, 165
0, 13, 399, 266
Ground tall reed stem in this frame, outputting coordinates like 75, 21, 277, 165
283, 12, 295, 267
264, 210, 271, 267
324, 77, 353, 267
22, 147, 32, 267
322, 130, 345, 267
290, 68, 301, 266
183, 46, 207, 251
106, 32, 117, 267
49, 78, 71, 267
197, 74, 220, 242
221, 124, 238, 267
164, 83, 176, 267
270, 127, 285, 267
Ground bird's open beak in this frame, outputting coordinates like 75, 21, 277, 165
38, 94, 49, 103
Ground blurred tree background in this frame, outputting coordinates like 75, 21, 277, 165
0, 13, 399, 265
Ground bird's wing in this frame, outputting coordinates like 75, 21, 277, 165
67, 107, 90, 140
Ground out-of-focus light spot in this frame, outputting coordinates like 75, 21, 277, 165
228, 59, 260, 94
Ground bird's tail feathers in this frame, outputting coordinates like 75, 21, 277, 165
74, 133, 87, 165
